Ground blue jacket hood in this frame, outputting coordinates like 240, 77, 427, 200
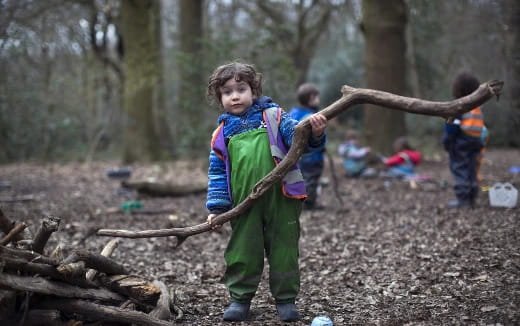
217, 96, 278, 125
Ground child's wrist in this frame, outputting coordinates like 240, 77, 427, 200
313, 132, 325, 138
310, 133, 325, 145
209, 207, 228, 214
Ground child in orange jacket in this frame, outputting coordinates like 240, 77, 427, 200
442, 72, 487, 208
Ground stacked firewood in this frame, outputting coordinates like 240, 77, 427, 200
0, 209, 181, 325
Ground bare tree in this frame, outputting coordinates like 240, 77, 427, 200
239, 0, 340, 86
505, 0, 520, 146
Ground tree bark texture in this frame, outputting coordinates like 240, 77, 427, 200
97, 80, 503, 245
0, 209, 25, 243
176, 0, 207, 153
0, 273, 125, 302
0, 245, 58, 265
178, 0, 204, 104
24, 309, 63, 326
149, 280, 172, 320
506, 0, 520, 146
98, 274, 161, 305
86, 239, 119, 281
59, 249, 127, 276
37, 298, 172, 326
32, 215, 60, 254
1, 256, 96, 288
0, 288, 16, 321
362, 0, 408, 154
0, 222, 26, 246
121, 0, 163, 162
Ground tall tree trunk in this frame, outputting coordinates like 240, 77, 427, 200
0, 54, 8, 162
362, 0, 408, 154
177, 0, 206, 154
506, 0, 520, 146
121, 0, 163, 163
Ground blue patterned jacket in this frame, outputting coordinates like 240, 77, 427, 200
206, 97, 325, 214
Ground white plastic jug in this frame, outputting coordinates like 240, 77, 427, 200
489, 183, 518, 208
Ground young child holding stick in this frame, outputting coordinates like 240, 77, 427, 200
205, 62, 328, 322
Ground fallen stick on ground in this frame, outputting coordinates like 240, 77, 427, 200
0, 194, 36, 202
0, 222, 27, 246
0, 273, 126, 302
37, 298, 172, 326
86, 239, 119, 281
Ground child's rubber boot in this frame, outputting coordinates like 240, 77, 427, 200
223, 302, 250, 321
276, 303, 301, 322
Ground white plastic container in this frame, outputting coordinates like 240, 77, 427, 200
489, 182, 518, 208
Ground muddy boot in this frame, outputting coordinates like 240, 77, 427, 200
276, 303, 301, 322
223, 302, 250, 321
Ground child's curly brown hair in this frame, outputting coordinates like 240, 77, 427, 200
452, 71, 480, 99
206, 62, 263, 108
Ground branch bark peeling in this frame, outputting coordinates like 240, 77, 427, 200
97, 80, 503, 245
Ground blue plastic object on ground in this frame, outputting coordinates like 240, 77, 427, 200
509, 166, 520, 174
105, 167, 132, 179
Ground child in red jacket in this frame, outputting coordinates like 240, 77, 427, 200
381, 137, 422, 179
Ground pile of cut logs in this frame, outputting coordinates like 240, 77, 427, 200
0, 209, 181, 325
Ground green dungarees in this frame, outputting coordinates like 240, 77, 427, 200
224, 128, 302, 304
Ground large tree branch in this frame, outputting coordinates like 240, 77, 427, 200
37, 298, 172, 326
97, 81, 503, 245
0, 273, 125, 302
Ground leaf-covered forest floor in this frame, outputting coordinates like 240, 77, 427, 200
0, 148, 519, 325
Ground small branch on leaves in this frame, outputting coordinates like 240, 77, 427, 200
0, 222, 27, 246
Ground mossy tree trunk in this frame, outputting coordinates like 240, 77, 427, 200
0, 59, 8, 162
120, 0, 163, 163
362, 0, 408, 154
506, 0, 520, 146
176, 0, 206, 154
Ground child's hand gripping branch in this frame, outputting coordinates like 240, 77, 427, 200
308, 113, 327, 137
207, 213, 220, 229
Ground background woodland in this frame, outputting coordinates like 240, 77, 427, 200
1, 2, 519, 325
1, 0, 518, 163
